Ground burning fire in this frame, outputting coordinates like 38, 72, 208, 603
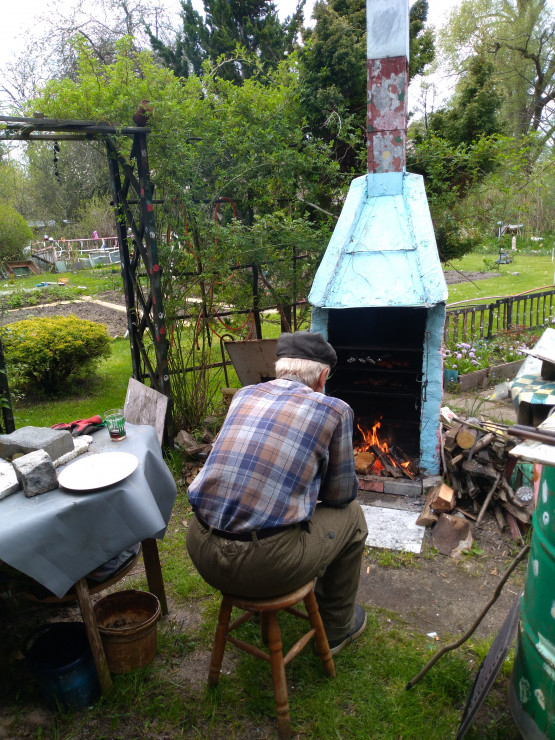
355, 420, 411, 475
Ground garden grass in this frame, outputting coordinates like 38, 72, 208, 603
0, 267, 122, 296
447, 252, 555, 306
0, 261, 526, 739
24, 588, 517, 740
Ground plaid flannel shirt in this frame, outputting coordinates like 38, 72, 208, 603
187, 378, 358, 532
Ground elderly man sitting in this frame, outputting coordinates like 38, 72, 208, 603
186, 331, 368, 655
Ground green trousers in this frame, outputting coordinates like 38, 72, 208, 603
186, 500, 368, 642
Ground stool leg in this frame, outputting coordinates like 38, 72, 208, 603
304, 591, 336, 678
208, 597, 233, 687
260, 612, 269, 645
266, 611, 291, 740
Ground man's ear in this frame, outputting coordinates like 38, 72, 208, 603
315, 367, 329, 392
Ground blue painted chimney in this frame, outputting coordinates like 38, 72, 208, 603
309, 0, 447, 476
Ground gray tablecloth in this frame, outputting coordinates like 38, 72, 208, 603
0, 424, 177, 597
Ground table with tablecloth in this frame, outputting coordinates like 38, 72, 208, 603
0, 423, 177, 693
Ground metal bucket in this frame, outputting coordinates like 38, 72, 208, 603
24, 622, 100, 710
93, 589, 160, 674
509, 464, 555, 738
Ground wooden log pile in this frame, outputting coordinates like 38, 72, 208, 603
419, 414, 533, 540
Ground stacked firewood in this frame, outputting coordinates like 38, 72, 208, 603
420, 414, 532, 538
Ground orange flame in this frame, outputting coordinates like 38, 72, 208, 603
355, 421, 410, 474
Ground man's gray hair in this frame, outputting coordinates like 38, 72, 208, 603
275, 357, 330, 388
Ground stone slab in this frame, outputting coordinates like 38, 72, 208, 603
431, 513, 473, 557
0, 427, 73, 461
0, 458, 19, 500
12, 449, 58, 497
360, 504, 425, 553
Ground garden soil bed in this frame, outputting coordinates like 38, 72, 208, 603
1, 291, 128, 339
444, 270, 503, 285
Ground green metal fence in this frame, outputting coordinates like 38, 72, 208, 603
444, 288, 555, 345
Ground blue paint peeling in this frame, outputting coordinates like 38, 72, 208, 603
309, 171, 447, 477
309, 172, 447, 309
420, 303, 446, 475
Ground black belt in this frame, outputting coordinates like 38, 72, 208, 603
195, 513, 302, 541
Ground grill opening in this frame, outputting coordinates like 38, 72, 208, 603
326, 307, 427, 462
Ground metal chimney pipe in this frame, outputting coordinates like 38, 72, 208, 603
367, 0, 409, 174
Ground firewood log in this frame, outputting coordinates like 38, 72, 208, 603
462, 459, 498, 479
500, 500, 530, 524
493, 505, 507, 531
444, 423, 462, 452
416, 487, 439, 527
456, 425, 478, 450
468, 432, 495, 459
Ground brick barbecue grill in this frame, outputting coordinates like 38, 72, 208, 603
309, 0, 447, 478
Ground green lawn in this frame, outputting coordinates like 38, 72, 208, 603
1, 267, 121, 295
446, 252, 555, 306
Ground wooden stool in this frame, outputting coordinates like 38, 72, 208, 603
208, 580, 335, 740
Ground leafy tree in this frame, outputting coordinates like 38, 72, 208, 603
73, 193, 117, 239
0, 158, 28, 215
426, 53, 503, 146
0, 0, 176, 114
407, 130, 542, 259
300, 0, 436, 175
148, 0, 305, 82
409, 0, 436, 79
0, 201, 33, 261
441, 0, 555, 144
19, 141, 111, 237
27, 37, 341, 425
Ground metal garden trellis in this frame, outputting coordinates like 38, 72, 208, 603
0, 113, 170, 434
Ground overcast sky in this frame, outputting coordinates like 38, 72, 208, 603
0, 0, 459, 68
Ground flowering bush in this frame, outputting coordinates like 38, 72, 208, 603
487, 329, 534, 364
442, 330, 534, 375
442, 341, 490, 374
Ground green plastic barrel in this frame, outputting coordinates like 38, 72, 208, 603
510, 464, 555, 739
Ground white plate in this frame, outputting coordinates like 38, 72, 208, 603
58, 452, 139, 491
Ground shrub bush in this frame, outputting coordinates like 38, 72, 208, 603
0, 316, 111, 394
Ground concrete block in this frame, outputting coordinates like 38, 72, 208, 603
383, 478, 422, 497
0, 458, 19, 500
0, 427, 74, 461
12, 449, 58, 497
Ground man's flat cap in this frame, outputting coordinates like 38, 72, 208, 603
276, 331, 337, 369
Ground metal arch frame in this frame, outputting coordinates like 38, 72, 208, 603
0, 115, 171, 416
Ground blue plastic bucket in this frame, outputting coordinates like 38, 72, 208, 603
24, 622, 100, 710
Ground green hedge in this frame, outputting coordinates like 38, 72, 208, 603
1, 315, 111, 394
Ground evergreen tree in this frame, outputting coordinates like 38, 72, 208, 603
409, 0, 435, 79
427, 54, 503, 146
148, 0, 305, 82
300, 0, 435, 175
